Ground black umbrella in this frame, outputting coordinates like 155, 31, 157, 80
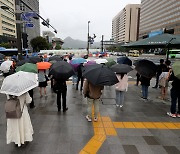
16, 59, 30, 66
49, 61, 75, 80
111, 64, 133, 73
29, 56, 41, 64
48, 55, 63, 62
135, 59, 157, 78
83, 64, 118, 86
117, 56, 132, 66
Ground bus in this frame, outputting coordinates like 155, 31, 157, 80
0, 48, 30, 59
128, 50, 139, 57
168, 49, 180, 58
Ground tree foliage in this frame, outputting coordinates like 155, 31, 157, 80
30, 36, 49, 52
106, 45, 128, 53
0, 42, 11, 48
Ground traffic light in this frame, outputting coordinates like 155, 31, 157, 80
22, 33, 28, 48
41, 19, 49, 28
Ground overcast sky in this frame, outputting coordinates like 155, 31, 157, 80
39, 0, 141, 42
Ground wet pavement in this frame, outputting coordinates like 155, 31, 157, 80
0, 70, 180, 154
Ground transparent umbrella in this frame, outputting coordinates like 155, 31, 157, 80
0, 60, 13, 73
0, 71, 38, 96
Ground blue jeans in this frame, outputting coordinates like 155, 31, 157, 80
142, 85, 148, 99
116, 91, 125, 105
170, 88, 180, 114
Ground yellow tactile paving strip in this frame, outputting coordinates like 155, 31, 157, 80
80, 116, 180, 153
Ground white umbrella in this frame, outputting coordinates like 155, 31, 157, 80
0, 71, 38, 96
0, 60, 13, 73
94, 59, 108, 64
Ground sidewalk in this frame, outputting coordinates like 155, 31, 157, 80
0, 78, 179, 154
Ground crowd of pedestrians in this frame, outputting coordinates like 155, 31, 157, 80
0, 54, 179, 148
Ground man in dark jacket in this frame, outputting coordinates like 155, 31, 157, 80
153, 59, 165, 88
53, 79, 68, 112
83, 79, 104, 122
140, 76, 151, 100
76, 63, 84, 91
167, 71, 180, 118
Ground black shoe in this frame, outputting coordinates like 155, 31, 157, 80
30, 105, 35, 109
63, 107, 68, 112
58, 108, 61, 112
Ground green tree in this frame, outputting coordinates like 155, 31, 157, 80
0, 42, 11, 48
30, 36, 49, 52
55, 43, 61, 50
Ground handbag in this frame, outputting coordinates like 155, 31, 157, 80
5, 97, 25, 119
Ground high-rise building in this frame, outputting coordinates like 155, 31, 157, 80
0, 0, 17, 47
18, 0, 40, 49
112, 4, 140, 43
0, 0, 16, 38
139, 0, 180, 39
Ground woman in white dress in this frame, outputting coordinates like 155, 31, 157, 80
6, 92, 34, 147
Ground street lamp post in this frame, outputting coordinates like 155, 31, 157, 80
87, 21, 90, 55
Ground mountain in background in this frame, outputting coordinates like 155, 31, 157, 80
62, 37, 100, 49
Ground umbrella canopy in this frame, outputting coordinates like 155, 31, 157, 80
0, 60, 13, 73
134, 59, 157, 78
122, 34, 180, 48
16, 59, 30, 66
37, 62, 51, 70
117, 57, 132, 66
16, 63, 38, 73
172, 61, 180, 79
94, 58, 108, 64
84, 60, 96, 66
29, 56, 41, 64
83, 64, 118, 86
105, 58, 116, 67
49, 61, 75, 80
48, 55, 63, 62
111, 64, 133, 73
0, 71, 38, 96
71, 58, 87, 65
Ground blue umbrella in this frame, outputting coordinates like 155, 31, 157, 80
71, 58, 87, 65
117, 56, 132, 66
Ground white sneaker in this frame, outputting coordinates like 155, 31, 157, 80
167, 112, 176, 118
116, 104, 119, 107
86, 115, 92, 122
94, 117, 98, 122
120, 105, 123, 108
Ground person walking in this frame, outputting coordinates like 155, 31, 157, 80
140, 76, 151, 100
6, 92, 33, 147
136, 72, 140, 86
115, 73, 128, 108
153, 59, 165, 88
83, 79, 104, 122
38, 70, 48, 97
76, 63, 84, 91
158, 66, 169, 101
167, 70, 180, 118
53, 79, 68, 112
28, 89, 35, 108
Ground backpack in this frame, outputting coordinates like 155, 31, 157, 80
5, 96, 24, 119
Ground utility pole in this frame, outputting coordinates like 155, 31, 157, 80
101, 35, 104, 52
15, 0, 23, 60
87, 21, 90, 55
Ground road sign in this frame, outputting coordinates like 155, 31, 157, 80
25, 23, 34, 28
